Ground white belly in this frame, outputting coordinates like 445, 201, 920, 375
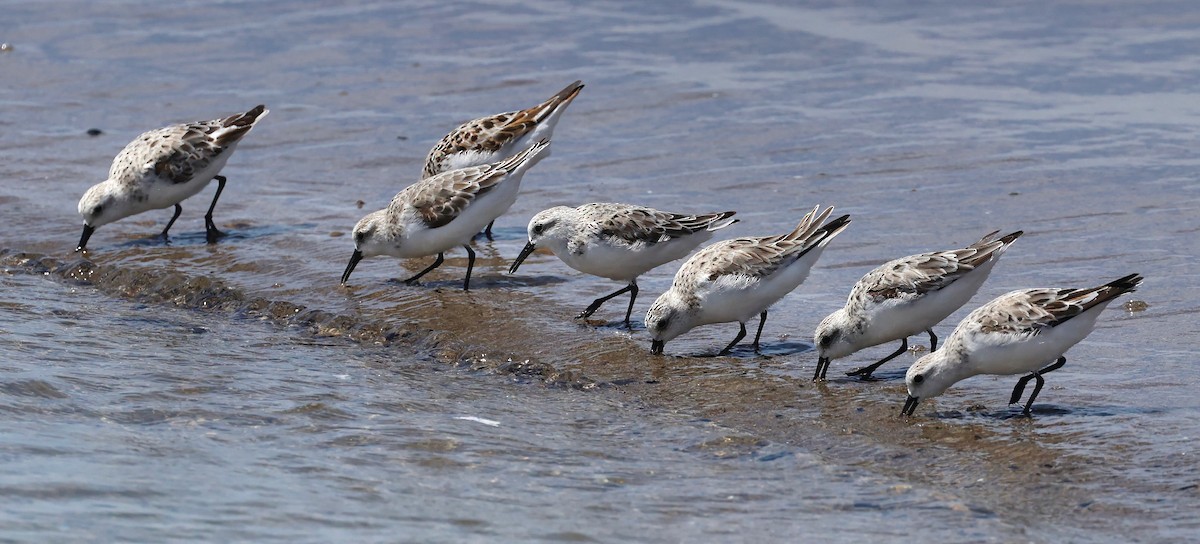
137, 145, 237, 213
860, 263, 994, 346
388, 179, 524, 258
964, 304, 1107, 376
696, 246, 828, 326
555, 232, 713, 282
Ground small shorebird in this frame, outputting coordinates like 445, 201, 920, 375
76, 105, 269, 251
812, 230, 1023, 381
423, 80, 583, 239
902, 273, 1143, 417
341, 139, 551, 291
508, 203, 738, 325
646, 206, 851, 356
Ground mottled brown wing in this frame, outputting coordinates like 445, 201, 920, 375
697, 212, 848, 281
148, 105, 267, 184
688, 235, 790, 283
402, 165, 507, 229
429, 110, 525, 162
152, 126, 226, 184
863, 250, 978, 302
976, 288, 1073, 334
977, 273, 1142, 334
862, 230, 1021, 303
594, 208, 735, 245
423, 81, 583, 177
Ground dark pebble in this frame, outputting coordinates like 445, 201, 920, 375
86, 128, 103, 136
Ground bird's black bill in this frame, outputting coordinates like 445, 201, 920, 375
341, 249, 363, 285
651, 340, 665, 355
509, 241, 537, 274
902, 395, 920, 417
813, 357, 828, 382
76, 224, 95, 252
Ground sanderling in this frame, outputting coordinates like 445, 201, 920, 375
424, 80, 584, 239
645, 206, 851, 355
341, 139, 551, 291
508, 203, 738, 325
76, 105, 269, 251
902, 273, 1143, 417
812, 230, 1023, 382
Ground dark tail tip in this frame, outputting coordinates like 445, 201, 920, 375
1108, 273, 1144, 293
999, 230, 1024, 244
561, 80, 585, 96
228, 105, 268, 128
822, 214, 852, 233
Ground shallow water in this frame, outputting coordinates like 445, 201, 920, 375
3, 0, 1200, 541
4, 272, 1029, 542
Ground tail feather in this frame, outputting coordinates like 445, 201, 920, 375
214, 105, 269, 147
529, 81, 585, 123
672, 210, 738, 233
788, 205, 834, 243
996, 230, 1023, 245
1098, 273, 1143, 299
224, 105, 268, 128
963, 229, 1023, 268
813, 214, 852, 247
774, 212, 850, 265
494, 138, 551, 173
704, 211, 739, 231
1063, 273, 1143, 317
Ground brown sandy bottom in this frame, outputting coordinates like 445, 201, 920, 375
5, 247, 1190, 540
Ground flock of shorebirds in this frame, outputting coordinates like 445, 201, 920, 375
73, 80, 1142, 417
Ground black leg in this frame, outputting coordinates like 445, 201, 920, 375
927, 328, 938, 351
845, 337, 908, 379
205, 175, 227, 243
161, 203, 183, 240
578, 284, 636, 321
1010, 356, 1067, 415
1009, 375, 1033, 405
483, 221, 495, 241
403, 253, 445, 284
719, 322, 748, 355
751, 310, 768, 352
622, 281, 639, 327
461, 244, 476, 291
1021, 375, 1046, 416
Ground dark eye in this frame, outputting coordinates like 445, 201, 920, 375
92, 205, 103, 216
532, 223, 544, 235
354, 232, 365, 244
819, 333, 835, 349
913, 374, 924, 384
